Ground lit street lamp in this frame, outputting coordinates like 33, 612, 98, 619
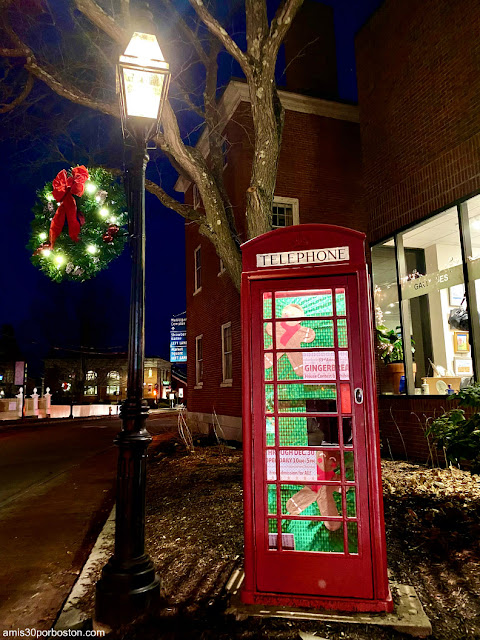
95, 4, 170, 626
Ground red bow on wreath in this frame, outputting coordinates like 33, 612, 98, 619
49, 165, 89, 248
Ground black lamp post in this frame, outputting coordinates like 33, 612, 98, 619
95, 7, 170, 627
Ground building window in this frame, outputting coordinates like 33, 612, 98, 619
84, 370, 98, 395
84, 385, 98, 395
221, 322, 233, 384
194, 245, 202, 294
222, 138, 229, 167
195, 335, 203, 386
272, 197, 299, 228
106, 385, 120, 395
371, 196, 480, 396
106, 370, 120, 395
193, 184, 201, 210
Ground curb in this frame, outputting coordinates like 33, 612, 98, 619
54, 507, 116, 631
0, 413, 120, 434
0, 408, 179, 434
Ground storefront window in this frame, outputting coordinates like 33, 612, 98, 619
371, 196, 480, 396
371, 239, 401, 394
399, 207, 469, 394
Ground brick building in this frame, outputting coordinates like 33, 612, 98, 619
358, 0, 480, 459
177, 0, 480, 458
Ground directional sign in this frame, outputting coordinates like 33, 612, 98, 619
170, 316, 187, 362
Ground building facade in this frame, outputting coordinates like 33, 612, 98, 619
357, 0, 480, 459
44, 354, 172, 404
179, 81, 364, 440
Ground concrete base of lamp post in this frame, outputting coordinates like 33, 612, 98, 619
95, 405, 160, 626
95, 555, 160, 626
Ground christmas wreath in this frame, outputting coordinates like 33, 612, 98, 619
28, 166, 128, 282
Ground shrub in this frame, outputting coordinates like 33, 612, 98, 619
427, 383, 480, 472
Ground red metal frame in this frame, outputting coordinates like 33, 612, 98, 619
240, 224, 392, 613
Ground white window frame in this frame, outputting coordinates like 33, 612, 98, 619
194, 245, 202, 295
193, 184, 201, 210
272, 196, 300, 228
221, 322, 233, 386
195, 334, 203, 388
218, 257, 226, 276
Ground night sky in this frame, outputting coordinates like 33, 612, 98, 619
0, 0, 382, 379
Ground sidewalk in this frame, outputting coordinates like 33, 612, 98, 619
0, 407, 178, 434
51, 447, 475, 640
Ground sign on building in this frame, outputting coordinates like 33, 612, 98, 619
170, 316, 187, 362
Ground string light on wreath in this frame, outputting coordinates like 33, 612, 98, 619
28, 167, 128, 283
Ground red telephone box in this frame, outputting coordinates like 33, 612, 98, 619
241, 224, 392, 612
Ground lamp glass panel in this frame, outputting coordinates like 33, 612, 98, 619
122, 32, 167, 68
122, 67, 164, 118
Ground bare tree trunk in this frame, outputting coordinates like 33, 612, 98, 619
246, 76, 284, 239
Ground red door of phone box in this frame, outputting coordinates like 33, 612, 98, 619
240, 224, 392, 613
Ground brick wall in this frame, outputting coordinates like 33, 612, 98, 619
185, 99, 364, 420
185, 223, 242, 417
356, 0, 480, 244
278, 110, 365, 230
377, 396, 442, 463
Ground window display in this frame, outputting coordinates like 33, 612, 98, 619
371, 194, 480, 395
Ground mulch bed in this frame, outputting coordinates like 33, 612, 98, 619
93, 442, 480, 639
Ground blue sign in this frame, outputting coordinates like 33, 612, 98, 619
170, 316, 187, 362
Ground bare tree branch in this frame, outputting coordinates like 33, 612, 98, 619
187, 0, 251, 79
0, 46, 26, 57
0, 16, 118, 117
202, 36, 239, 246
25, 56, 118, 116
145, 178, 205, 224
120, 0, 130, 26
160, 0, 209, 66
0, 72, 33, 113
267, 0, 304, 60
170, 85, 205, 119
74, 0, 128, 46
245, 0, 268, 61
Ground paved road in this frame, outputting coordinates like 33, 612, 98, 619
0, 412, 178, 632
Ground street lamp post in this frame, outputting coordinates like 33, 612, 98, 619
95, 8, 170, 627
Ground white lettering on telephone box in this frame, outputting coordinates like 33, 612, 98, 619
256, 246, 349, 268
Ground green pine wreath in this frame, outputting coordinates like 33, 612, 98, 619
28, 166, 128, 283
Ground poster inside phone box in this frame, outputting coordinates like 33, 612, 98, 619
240, 224, 392, 612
